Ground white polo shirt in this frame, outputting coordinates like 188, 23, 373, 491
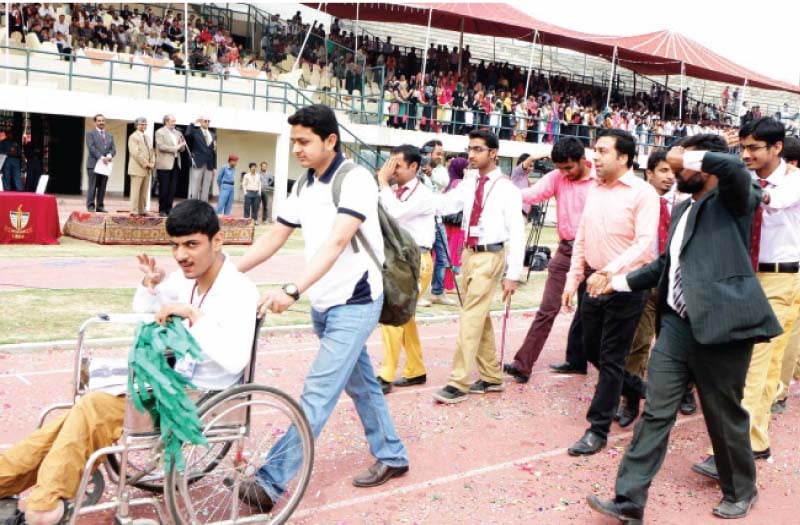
278, 155, 384, 311
379, 177, 436, 249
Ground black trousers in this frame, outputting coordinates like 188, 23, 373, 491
564, 279, 588, 371
86, 169, 108, 209
615, 311, 755, 508
157, 161, 179, 214
580, 290, 647, 438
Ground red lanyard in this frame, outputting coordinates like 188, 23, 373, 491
188, 281, 214, 327
398, 179, 420, 202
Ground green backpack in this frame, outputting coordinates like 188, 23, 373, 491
296, 161, 420, 326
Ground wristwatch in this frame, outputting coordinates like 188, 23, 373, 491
282, 283, 300, 301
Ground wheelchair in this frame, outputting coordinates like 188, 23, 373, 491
36, 313, 314, 524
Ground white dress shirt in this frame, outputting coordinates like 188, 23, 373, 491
380, 178, 436, 249
753, 160, 800, 263
132, 255, 259, 390
438, 167, 526, 280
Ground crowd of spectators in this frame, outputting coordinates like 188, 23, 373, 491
6, 4, 800, 149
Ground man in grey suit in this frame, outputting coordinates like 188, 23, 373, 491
155, 114, 186, 216
85, 114, 117, 212
587, 134, 782, 523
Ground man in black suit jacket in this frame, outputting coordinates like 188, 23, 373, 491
587, 134, 782, 523
184, 116, 217, 202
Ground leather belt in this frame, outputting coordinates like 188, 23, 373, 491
560, 239, 574, 247
222, 181, 235, 185
758, 262, 800, 273
419, 246, 431, 253
469, 242, 504, 253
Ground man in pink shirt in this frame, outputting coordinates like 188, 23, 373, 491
503, 138, 595, 384
562, 129, 659, 456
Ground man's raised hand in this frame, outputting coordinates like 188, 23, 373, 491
137, 253, 165, 293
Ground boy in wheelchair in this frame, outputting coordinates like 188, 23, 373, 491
0, 200, 258, 525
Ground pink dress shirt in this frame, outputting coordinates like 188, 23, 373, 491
521, 162, 596, 241
565, 170, 660, 294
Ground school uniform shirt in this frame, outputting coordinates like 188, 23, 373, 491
379, 177, 436, 249
438, 166, 526, 280
132, 255, 259, 391
751, 159, 800, 263
277, 154, 385, 311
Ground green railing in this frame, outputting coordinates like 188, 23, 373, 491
0, 45, 383, 171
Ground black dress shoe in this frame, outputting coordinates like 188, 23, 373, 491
503, 363, 529, 384
692, 455, 719, 480
232, 479, 274, 511
376, 376, 393, 395
568, 430, 607, 456
586, 495, 644, 524
753, 447, 771, 460
393, 374, 426, 387
679, 386, 697, 415
352, 460, 409, 487
617, 398, 640, 428
549, 361, 587, 374
96, 207, 108, 213
712, 491, 758, 519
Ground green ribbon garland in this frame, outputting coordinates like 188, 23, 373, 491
127, 319, 208, 471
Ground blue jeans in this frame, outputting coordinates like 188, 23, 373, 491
431, 222, 448, 295
216, 183, 234, 215
255, 295, 408, 502
2, 158, 23, 191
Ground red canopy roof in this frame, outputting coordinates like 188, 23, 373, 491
589, 31, 800, 94
308, 2, 800, 94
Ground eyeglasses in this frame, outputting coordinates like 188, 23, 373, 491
466, 146, 494, 153
740, 144, 769, 153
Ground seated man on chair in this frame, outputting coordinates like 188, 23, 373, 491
0, 200, 258, 525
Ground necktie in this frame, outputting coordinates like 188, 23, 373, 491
100, 130, 106, 145
658, 197, 670, 254
395, 185, 408, 199
204, 129, 211, 146
466, 176, 489, 248
672, 264, 688, 318
750, 179, 768, 271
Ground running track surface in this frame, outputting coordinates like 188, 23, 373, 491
2, 314, 799, 524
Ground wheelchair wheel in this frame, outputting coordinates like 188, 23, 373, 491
166, 384, 314, 525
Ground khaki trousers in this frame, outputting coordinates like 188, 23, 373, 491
380, 252, 433, 381
0, 392, 125, 511
128, 173, 149, 214
447, 249, 505, 392
778, 291, 800, 401
742, 272, 800, 451
625, 289, 658, 378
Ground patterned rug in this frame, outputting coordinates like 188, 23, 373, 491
63, 212, 255, 245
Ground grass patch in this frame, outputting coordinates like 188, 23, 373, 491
0, 271, 549, 345
0, 225, 559, 344
0, 224, 305, 259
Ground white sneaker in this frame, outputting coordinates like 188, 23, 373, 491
417, 298, 432, 307
430, 294, 457, 306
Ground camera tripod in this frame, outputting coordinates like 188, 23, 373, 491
434, 219, 463, 307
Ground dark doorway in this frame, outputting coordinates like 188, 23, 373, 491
42, 114, 84, 195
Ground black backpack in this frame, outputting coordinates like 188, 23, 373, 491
296, 161, 420, 326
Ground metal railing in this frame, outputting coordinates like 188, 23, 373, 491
0, 44, 383, 171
